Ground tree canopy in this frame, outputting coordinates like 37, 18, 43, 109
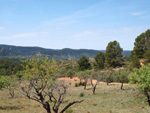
132, 29, 150, 58
94, 52, 105, 69
78, 56, 91, 71
129, 64, 150, 105
105, 40, 123, 68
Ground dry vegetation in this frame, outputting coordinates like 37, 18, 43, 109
0, 78, 150, 113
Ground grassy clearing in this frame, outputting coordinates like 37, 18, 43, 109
0, 82, 150, 113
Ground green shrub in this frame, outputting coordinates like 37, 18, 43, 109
79, 82, 86, 86
75, 83, 79, 87
79, 92, 84, 97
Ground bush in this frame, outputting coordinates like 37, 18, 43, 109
75, 83, 79, 87
79, 82, 86, 86
79, 92, 84, 97
66, 71, 75, 79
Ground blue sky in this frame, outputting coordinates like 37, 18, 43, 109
0, 0, 150, 50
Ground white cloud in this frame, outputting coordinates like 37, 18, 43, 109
131, 12, 145, 16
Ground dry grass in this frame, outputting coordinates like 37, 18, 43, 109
0, 80, 150, 113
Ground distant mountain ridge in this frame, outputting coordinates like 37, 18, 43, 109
0, 44, 131, 60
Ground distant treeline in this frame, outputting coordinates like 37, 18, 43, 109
0, 59, 23, 76
0, 45, 131, 61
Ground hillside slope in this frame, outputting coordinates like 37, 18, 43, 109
0, 44, 131, 60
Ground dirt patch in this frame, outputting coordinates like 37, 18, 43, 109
57, 77, 129, 86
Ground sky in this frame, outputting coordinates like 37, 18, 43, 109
0, 0, 150, 50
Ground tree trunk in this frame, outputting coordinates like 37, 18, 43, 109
90, 79, 94, 87
93, 87, 96, 95
121, 83, 123, 90
9, 89, 15, 97
144, 91, 150, 106
79, 79, 82, 86
43, 102, 51, 113
53, 109, 58, 113
92, 81, 98, 95
107, 82, 109, 86
84, 82, 87, 89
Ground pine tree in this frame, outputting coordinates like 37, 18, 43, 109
105, 40, 123, 68
132, 29, 150, 58
78, 56, 91, 71
94, 52, 105, 69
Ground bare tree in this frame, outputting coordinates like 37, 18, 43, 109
90, 72, 105, 95
21, 80, 83, 113
21, 57, 83, 113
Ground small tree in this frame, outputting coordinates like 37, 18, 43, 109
16, 71, 24, 80
21, 56, 83, 113
78, 56, 91, 71
116, 70, 129, 89
0, 76, 16, 97
0, 76, 9, 89
76, 71, 84, 86
132, 29, 150, 58
104, 70, 115, 85
130, 52, 141, 69
90, 72, 105, 95
129, 64, 150, 106
144, 49, 150, 65
66, 71, 75, 79
94, 52, 105, 70
105, 40, 123, 68
81, 70, 93, 89
76, 70, 90, 89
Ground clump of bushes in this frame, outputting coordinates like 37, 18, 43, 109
75, 83, 80, 87
75, 82, 86, 87
79, 92, 84, 97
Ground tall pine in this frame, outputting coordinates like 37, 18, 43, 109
105, 40, 123, 68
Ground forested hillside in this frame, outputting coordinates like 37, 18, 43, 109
0, 44, 131, 60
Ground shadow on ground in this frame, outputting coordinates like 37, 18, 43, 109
0, 106, 21, 110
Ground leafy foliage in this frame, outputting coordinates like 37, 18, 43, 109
129, 54, 141, 69
78, 56, 91, 71
129, 64, 150, 91
132, 29, 150, 58
104, 70, 115, 85
116, 70, 129, 89
129, 64, 150, 105
0, 76, 11, 89
0, 59, 23, 76
21, 56, 83, 113
94, 52, 105, 70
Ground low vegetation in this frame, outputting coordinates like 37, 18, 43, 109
0, 29, 150, 112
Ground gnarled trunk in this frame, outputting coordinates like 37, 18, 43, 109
43, 102, 51, 113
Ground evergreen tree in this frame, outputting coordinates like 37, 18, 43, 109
132, 29, 150, 58
78, 56, 91, 71
94, 52, 105, 69
105, 40, 123, 68
130, 55, 141, 69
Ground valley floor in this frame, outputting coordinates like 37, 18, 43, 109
0, 79, 150, 113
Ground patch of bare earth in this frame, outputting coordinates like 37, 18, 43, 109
57, 77, 129, 86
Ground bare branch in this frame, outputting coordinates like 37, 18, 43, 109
60, 100, 84, 113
